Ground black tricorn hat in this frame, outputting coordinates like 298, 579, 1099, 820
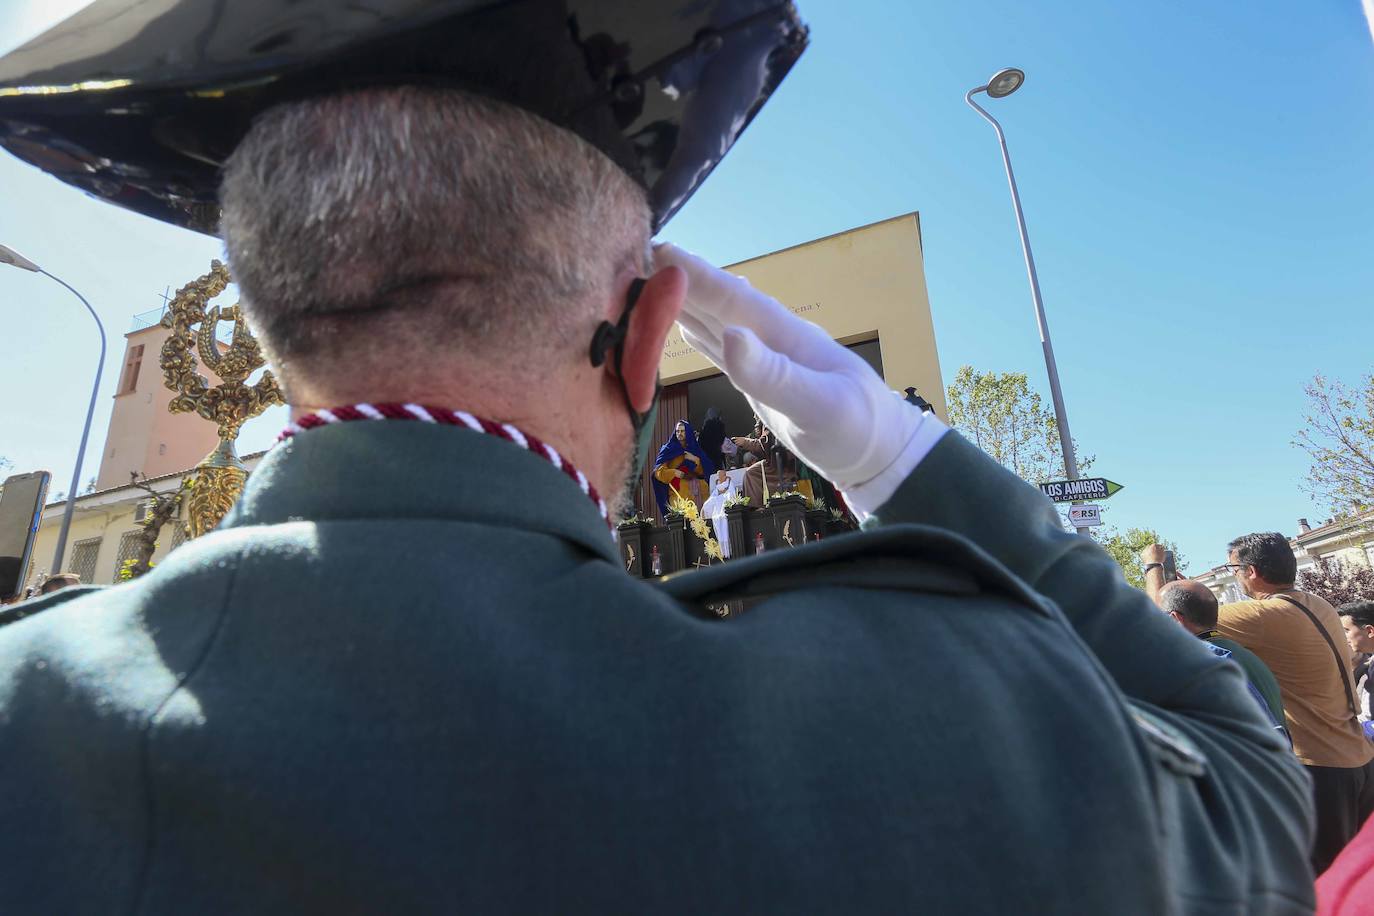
0, 0, 807, 235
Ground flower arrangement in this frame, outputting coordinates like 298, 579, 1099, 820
724, 493, 751, 509
668, 490, 725, 562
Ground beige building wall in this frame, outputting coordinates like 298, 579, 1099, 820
658, 213, 946, 419
28, 493, 177, 587
95, 323, 222, 490
29, 451, 265, 588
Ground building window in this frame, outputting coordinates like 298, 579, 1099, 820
117, 344, 144, 395
69, 537, 101, 584
168, 522, 189, 553
113, 530, 143, 578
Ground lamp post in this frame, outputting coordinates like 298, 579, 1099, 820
965, 68, 1087, 534
0, 244, 107, 570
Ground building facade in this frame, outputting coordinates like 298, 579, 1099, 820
25, 453, 263, 588
95, 309, 223, 491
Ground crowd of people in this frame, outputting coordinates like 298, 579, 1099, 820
1143, 535, 1374, 899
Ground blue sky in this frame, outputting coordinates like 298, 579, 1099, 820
1, 0, 1371, 570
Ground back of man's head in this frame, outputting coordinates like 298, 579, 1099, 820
39, 573, 81, 594
220, 87, 650, 396
1159, 580, 1219, 632
1226, 532, 1297, 586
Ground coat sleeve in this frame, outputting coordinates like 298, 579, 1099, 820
866, 431, 1316, 907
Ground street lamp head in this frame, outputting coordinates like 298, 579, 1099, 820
985, 68, 1025, 99
0, 243, 41, 272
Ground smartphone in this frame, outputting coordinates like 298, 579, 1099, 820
0, 471, 51, 600
1162, 550, 1178, 583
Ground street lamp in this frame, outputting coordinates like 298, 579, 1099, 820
0, 244, 107, 571
965, 68, 1087, 534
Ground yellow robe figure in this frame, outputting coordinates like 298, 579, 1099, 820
652, 420, 713, 515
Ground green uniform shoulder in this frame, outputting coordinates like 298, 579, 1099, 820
0, 584, 103, 629
656, 522, 1053, 620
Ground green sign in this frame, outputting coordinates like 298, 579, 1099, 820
1037, 477, 1123, 503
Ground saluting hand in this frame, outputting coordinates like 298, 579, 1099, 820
654, 243, 942, 514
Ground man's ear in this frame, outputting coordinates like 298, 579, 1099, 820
619, 265, 686, 413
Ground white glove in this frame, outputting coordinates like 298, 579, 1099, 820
654, 243, 948, 517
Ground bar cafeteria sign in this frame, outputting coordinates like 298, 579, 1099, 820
1037, 477, 1123, 503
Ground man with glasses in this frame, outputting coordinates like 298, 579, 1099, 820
1150, 532, 1374, 871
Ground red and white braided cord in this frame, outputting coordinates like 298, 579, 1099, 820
278, 403, 610, 527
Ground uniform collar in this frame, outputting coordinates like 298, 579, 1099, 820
218, 420, 619, 565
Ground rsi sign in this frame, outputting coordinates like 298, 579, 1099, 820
1067, 504, 1103, 527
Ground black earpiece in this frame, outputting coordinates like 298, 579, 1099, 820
588, 321, 624, 368
589, 278, 647, 368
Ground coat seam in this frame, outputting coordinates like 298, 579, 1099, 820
126, 546, 246, 916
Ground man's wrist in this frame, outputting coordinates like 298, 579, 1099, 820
844, 416, 949, 519
1142, 563, 1164, 575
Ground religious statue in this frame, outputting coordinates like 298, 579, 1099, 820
651, 420, 714, 517
160, 260, 284, 537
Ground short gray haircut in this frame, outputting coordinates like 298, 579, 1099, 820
220, 87, 650, 378
1158, 581, 1219, 630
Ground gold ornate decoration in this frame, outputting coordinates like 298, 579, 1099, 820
160, 260, 284, 537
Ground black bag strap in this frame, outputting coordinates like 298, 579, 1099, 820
1271, 593, 1359, 718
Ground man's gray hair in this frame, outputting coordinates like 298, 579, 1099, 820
1158, 581, 1219, 630
220, 87, 649, 378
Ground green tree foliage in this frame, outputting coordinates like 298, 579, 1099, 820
1294, 372, 1374, 516
945, 365, 1091, 484
1296, 557, 1374, 607
1093, 525, 1186, 589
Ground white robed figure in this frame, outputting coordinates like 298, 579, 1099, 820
700, 469, 738, 558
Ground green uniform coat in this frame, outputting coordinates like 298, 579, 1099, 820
0, 422, 1314, 913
